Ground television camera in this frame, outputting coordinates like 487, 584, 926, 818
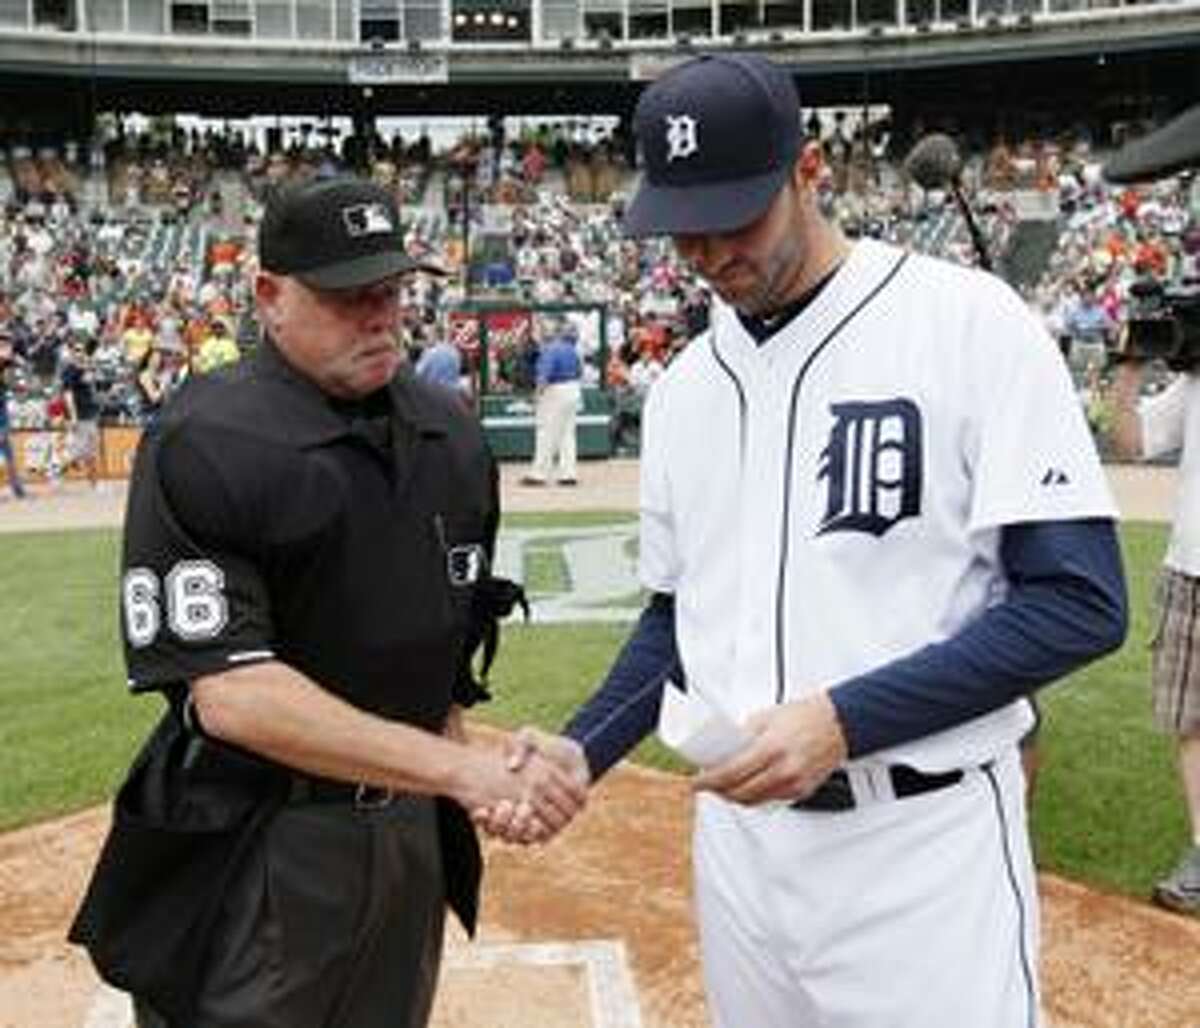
1117, 276, 1200, 371
1104, 103, 1200, 371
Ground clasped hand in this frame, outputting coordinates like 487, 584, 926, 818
471, 728, 591, 845
464, 692, 846, 839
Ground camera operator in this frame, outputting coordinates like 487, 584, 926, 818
1106, 101, 1200, 915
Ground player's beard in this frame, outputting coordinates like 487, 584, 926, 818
709, 233, 808, 319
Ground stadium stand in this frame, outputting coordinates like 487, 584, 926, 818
0, 5, 1196, 482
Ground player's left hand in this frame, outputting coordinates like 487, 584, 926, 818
692, 692, 848, 806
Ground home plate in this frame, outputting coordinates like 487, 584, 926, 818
83, 939, 642, 1028
433, 940, 643, 1028
80, 982, 130, 1028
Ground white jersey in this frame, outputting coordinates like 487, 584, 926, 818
1139, 372, 1200, 576
639, 239, 1117, 772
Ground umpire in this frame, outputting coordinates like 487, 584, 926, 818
70, 176, 585, 1028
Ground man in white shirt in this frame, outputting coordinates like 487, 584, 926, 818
1112, 357, 1200, 914
1106, 99, 1200, 916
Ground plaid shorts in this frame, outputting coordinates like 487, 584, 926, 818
1151, 566, 1200, 734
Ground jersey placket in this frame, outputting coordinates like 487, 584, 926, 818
725, 332, 795, 722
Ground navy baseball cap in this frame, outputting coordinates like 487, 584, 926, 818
623, 53, 803, 238
259, 176, 441, 289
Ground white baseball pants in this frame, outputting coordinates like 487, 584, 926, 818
693, 747, 1039, 1028
529, 380, 581, 483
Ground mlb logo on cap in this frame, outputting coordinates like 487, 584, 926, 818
343, 202, 395, 238
259, 176, 440, 290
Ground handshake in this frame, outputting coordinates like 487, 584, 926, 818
454, 688, 850, 842
465, 728, 591, 846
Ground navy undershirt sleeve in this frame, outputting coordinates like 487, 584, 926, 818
829, 517, 1128, 758
562, 519, 1127, 776
563, 592, 682, 780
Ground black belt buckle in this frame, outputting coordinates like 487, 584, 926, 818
790, 770, 856, 812
287, 776, 396, 808
890, 765, 963, 799
353, 783, 395, 809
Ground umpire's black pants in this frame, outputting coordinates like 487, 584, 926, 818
134, 794, 445, 1028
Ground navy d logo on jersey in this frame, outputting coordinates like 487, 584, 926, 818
817, 399, 923, 537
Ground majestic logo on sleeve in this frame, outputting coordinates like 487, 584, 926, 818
664, 115, 699, 162
817, 399, 923, 537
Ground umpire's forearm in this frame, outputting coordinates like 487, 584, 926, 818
190, 661, 490, 804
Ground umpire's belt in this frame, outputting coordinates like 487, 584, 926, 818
791, 765, 964, 813
288, 775, 399, 809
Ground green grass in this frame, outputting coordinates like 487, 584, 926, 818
522, 545, 571, 594
580, 590, 646, 610
1030, 521, 1182, 897
0, 516, 1185, 904
505, 513, 637, 595
0, 528, 160, 828
469, 621, 687, 774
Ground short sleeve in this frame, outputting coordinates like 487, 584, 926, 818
119, 423, 277, 691
966, 278, 1118, 532
637, 377, 681, 594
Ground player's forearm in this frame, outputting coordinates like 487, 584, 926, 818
191, 660, 485, 803
830, 518, 1127, 758
562, 591, 681, 779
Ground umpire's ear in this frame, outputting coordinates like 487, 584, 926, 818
255, 270, 283, 300
254, 271, 285, 336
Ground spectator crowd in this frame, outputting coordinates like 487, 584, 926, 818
0, 109, 1196, 493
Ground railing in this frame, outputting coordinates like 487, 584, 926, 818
0, 0, 1193, 47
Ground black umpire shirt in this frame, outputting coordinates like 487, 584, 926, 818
119, 337, 498, 924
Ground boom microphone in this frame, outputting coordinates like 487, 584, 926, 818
904, 133, 962, 192
904, 133, 993, 272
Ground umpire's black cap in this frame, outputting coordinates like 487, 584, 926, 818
259, 176, 441, 289
623, 53, 803, 238
1103, 103, 1200, 183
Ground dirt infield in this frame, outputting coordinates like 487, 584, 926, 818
0, 457, 1179, 532
3, 459, 1198, 1027
4, 750, 1200, 1028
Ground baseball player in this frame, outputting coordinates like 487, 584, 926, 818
70, 176, 586, 1028
486, 54, 1128, 1027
